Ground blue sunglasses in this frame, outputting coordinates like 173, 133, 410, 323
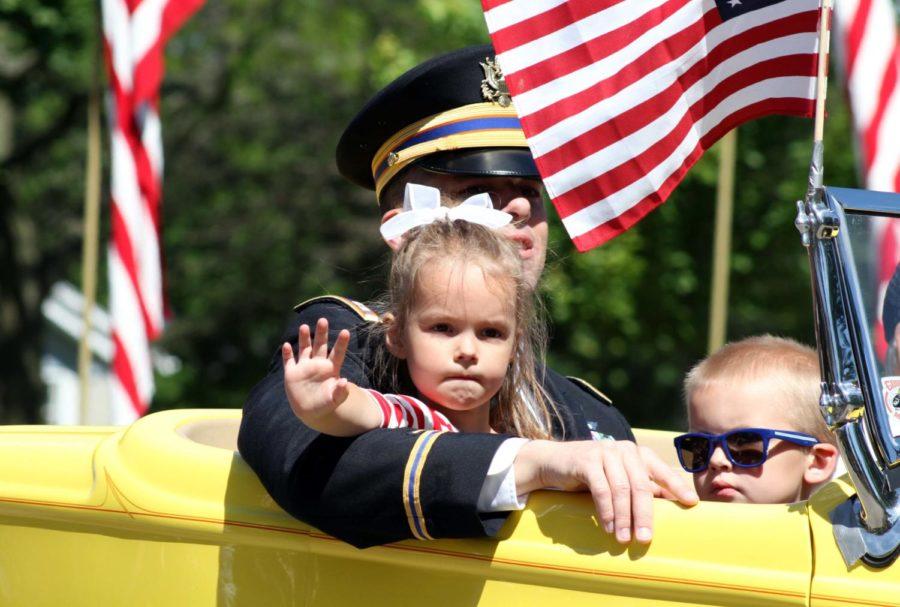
673, 428, 819, 473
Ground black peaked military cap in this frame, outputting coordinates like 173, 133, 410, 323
336, 44, 539, 200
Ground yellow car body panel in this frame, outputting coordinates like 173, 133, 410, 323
0, 409, 893, 605
807, 477, 900, 607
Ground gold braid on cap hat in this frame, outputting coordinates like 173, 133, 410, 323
371, 102, 528, 199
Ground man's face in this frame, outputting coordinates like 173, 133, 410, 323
381, 171, 548, 288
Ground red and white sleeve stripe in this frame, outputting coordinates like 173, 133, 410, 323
365, 390, 458, 432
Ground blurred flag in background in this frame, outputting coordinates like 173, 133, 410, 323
833, 0, 899, 361
834, 0, 899, 193
101, 0, 204, 422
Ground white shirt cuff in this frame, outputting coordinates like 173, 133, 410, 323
476, 437, 531, 512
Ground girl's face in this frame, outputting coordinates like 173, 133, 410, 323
390, 258, 517, 432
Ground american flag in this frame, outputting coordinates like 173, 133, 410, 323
101, 0, 204, 422
483, 0, 826, 251
834, 0, 899, 193
835, 0, 900, 360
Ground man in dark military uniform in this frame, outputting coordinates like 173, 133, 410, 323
884, 267, 900, 376
239, 45, 697, 549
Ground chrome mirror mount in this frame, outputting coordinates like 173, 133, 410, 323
797, 187, 900, 567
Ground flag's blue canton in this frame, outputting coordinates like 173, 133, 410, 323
714, 0, 790, 21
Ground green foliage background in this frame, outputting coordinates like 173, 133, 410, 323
0, 0, 861, 429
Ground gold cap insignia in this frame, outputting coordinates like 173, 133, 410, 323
479, 58, 512, 108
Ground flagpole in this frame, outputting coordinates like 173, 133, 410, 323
814, 0, 832, 145
77, 10, 103, 425
711, 0, 831, 356
707, 130, 737, 354
808, 0, 833, 197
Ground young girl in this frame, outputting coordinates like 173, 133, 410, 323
282, 216, 560, 440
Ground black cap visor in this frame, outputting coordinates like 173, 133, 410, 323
414, 149, 540, 180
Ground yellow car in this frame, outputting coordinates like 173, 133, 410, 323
1, 187, 898, 606
0, 409, 883, 606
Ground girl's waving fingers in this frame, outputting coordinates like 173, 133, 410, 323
297, 323, 313, 358
312, 318, 330, 357
281, 342, 297, 368
329, 329, 351, 371
330, 377, 350, 407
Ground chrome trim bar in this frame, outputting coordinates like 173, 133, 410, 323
797, 187, 900, 567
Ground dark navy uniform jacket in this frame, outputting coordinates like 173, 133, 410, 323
239, 297, 634, 548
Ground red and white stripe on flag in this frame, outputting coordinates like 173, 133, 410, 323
834, 0, 899, 193
483, 0, 825, 251
101, 0, 203, 423
834, 0, 899, 360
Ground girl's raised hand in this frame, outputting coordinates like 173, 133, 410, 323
282, 318, 352, 421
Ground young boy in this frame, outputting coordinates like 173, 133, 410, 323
675, 335, 839, 503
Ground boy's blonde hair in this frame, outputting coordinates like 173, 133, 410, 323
684, 335, 834, 444
374, 219, 559, 440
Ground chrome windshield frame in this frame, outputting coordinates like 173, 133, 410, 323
797, 186, 900, 566
829, 188, 900, 471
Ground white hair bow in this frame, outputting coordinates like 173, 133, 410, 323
379, 183, 513, 242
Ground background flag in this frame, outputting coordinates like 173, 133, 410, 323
101, 0, 204, 422
833, 0, 900, 360
835, 0, 899, 193
483, 0, 826, 251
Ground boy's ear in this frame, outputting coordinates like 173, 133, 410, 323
384, 321, 407, 360
803, 442, 840, 489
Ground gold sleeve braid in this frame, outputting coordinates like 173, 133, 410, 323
401, 430, 442, 540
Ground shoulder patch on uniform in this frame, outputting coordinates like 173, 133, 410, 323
566, 376, 613, 406
293, 295, 380, 323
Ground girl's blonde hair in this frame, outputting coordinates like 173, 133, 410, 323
373, 219, 559, 440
